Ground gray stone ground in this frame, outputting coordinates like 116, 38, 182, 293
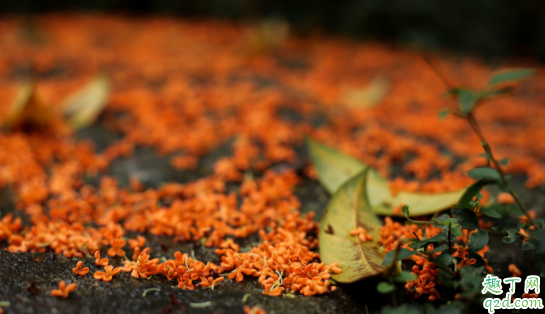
0, 121, 543, 314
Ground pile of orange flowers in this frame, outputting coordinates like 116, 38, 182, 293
4, 166, 340, 297
0, 15, 543, 304
379, 217, 492, 301
1, 16, 545, 194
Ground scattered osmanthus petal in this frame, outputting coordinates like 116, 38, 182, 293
50, 281, 76, 298
244, 305, 266, 314
497, 192, 515, 205
129, 235, 146, 249
72, 261, 90, 276
318, 169, 384, 283
94, 251, 109, 267
349, 226, 373, 242
508, 264, 522, 277
107, 238, 126, 257
61, 74, 110, 130
94, 265, 123, 282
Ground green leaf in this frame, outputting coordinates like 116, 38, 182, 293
432, 253, 454, 270
442, 226, 459, 241
452, 226, 463, 237
438, 268, 455, 288
427, 244, 448, 254
402, 205, 410, 219
432, 213, 451, 227
459, 267, 485, 298
502, 229, 518, 243
437, 305, 462, 314
458, 179, 494, 210
467, 252, 486, 273
438, 109, 450, 119
457, 88, 477, 114
468, 230, 489, 252
478, 206, 501, 218
519, 223, 530, 231
434, 217, 459, 227
467, 167, 501, 182
377, 281, 396, 294
62, 74, 110, 130
381, 248, 417, 266
393, 271, 417, 283
306, 138, 466, 216
499, 158, 509, 166
451, 208, 479, 229
522, 241, 536, 251
535, 219, 545, 230
488, 69, 535, 86
381, 304, 422, 314
487, 203, 518, 217
318, 169, 384, 283
518, 223, 531, 231
530, 230, 545, 254
409, 232, 447, 250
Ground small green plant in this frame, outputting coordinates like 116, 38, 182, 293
423, 52, 545, 248
308, 54, 545, 313
438, 65, 538, 229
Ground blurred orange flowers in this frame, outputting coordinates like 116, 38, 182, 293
51, 281, 76, 298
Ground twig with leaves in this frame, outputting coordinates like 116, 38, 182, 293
422, 50, 539, 229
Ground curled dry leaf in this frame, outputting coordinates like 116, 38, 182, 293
61, 74, 110, 130
342, 77, 389, 109
2, 82, 54, 130
319, 168, 384, 283
306, 137, 466, 216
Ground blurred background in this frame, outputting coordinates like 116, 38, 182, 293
2, 0, 545, 61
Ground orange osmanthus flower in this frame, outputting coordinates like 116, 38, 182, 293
94, 265, 123, 282
72, 261, 90, 276
107, 238, 126, 257
94, 251, 109, 267
51, 281, 76, 298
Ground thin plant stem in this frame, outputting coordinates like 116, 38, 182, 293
421, 51, 539, 229
466, 113, 538, 228
447, 223, 452, 254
